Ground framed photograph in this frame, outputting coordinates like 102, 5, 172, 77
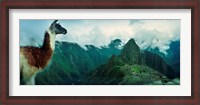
1, 0, 199, 104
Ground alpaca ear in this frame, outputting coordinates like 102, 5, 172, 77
53, 20, 58, 24
50, 20, 58, 26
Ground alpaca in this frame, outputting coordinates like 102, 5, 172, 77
20, 20, 67, 85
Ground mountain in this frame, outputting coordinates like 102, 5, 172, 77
146, 41, 180, 77
99, 39, 122, 58
121, 39, 176, 79
86, 53, 167, 85
35, 38, 179, 85
142, 51, 176, 79
85, 45, 107, 68
36, 42, 94, 84
85, 39, 122, 66
35, 40, 121, 85
87, 39, 178, 85
120, 39, 142, 65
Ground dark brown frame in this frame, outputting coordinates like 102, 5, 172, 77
0, 0, 199, 105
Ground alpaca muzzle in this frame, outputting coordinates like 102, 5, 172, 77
63, 29, 67, 35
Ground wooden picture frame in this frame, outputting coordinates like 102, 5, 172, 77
0, 0, 199, 105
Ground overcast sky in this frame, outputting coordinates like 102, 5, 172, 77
20, 19, 180, 54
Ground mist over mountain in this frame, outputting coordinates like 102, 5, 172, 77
87, 39, 178, 85
20, 20, 180, 55
35, 38, 179, 85
146, 41, 180, 77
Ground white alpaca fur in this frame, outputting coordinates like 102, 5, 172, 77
47, 29, 56, 50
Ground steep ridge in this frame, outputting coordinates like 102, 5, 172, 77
142, 51, 176, 79
36, 42, 95, 84
87, 39, 177, 85
121, 39, 176, 79
120, 39, 142, 65
36, 40, 121, 85
146, 41, 180, 77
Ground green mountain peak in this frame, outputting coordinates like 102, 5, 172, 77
120, 38, 142, 65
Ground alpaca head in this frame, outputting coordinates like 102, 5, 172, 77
50, 20, 67, 35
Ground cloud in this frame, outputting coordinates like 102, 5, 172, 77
20, 20, 52, 47
129, 20, 180, 54
20, 19, 180, 54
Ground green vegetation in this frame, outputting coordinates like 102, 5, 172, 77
35, 38, 179, 85
132, 65, 141, 73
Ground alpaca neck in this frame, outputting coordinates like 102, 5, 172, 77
42, 29, 56, 50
